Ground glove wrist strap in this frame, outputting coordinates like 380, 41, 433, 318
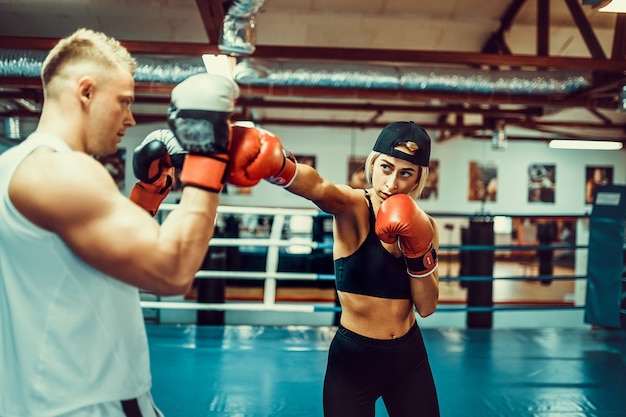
181, 153, 228, 193
267, 151, 298, 187
129, 182, 170, 217
405, 243, 438, 278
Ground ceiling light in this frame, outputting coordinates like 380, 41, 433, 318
599, 0, 626, 12
491, 120, 507, 150
549, 140, 623, 150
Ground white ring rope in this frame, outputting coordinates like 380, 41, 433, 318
209, 238, 327, 248
145, 205, 335, 315
160, 203, 324, 217
146, 205, 586, 317
195, 270, 329, 280
264, 213, 284, 304
141, 301, 318, 313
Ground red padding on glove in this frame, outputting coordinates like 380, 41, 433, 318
130, 181, 170, 216
180, 153, 228, 193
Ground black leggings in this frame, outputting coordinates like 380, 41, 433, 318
323, 323, 440, 417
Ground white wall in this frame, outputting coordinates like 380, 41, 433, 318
121, 122, 626, 216
116, 123, 626, 328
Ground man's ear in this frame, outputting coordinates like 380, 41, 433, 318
78, 76, 94, 104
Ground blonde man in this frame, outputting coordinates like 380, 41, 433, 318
0, 29, 238, 416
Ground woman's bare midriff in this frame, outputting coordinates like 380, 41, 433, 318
337, 291, 415, 340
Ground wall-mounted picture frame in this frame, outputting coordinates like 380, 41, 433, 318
95, 148, 126, 191
585, 165, 613, 204
347, 156, 367, 189
171, 166, 183, 193
296, 154, 316, 169
422, 159, 439, 200
468, 161, 497, 202
528, 163, 555, 203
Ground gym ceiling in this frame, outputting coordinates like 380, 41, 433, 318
0, 0, 625, 145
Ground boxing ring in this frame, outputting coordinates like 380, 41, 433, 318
147, 325, 626, 417
146, 204, 596, 328
144, 204, 626, 416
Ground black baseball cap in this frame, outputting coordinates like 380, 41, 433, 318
372, 121, 431, 167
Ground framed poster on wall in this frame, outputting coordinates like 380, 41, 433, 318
528, 164, 555, 203
296, 154, 316, 169
585, 166, 613, 204
422, 159, 439, 200
347, 156, 367, 189
468, 161, 497, 202
95, 148, 126, 191
171, 165, 183, 193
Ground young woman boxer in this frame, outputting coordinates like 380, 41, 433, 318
226, 121, 441, 417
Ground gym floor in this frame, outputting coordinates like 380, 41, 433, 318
147, 324, 626, 417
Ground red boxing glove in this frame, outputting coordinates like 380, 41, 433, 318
129, 129, 185, 216
226, 125, 298, 188
375, 194, 438, 277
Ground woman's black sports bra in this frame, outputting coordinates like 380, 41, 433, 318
334, 190, 411, 299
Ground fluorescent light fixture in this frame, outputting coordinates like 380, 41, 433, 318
549, 140, 623, 150
491, 120, 507, 150
599, 0, 626, 12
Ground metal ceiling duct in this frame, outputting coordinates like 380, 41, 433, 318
0, 48, 591, 96
232, 58, 591, 95
219, 0, 268, 56
0, 48, 206, 84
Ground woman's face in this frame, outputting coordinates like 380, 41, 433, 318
371, 153, 419, 201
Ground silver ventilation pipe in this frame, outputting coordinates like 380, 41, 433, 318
232, 58, 591, 96
0, 48, 205, 83
219, 0, 267, 56
0, 49, 591, 96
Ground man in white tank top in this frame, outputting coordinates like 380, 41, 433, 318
0, 28, 238, 417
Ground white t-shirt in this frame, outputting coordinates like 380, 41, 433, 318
0, 133, 151, 417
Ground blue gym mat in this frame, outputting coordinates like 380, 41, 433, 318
147, 325, 626, 417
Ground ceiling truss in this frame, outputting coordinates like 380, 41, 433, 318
0, 0, 625, 143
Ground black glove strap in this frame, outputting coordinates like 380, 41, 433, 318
405, 244, 438, 275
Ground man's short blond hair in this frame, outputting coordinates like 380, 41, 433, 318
41, 28, 136, 87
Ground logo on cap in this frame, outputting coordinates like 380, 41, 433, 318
372, 121, 431, 167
